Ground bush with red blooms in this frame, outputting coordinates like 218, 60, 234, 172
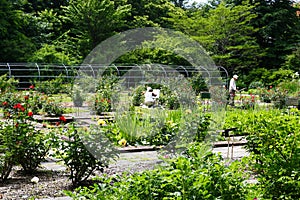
0, 86, 53, 181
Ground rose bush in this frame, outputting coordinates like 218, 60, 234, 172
0, 99, 52, 180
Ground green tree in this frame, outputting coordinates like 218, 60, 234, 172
21, 0, 69, 14
61, 0, 131, 59
170, 0, 190, 8
170, 0, 260, 75
250, 0, 300, 69
126, 0, 180, 28
0, 0, 35, 62
283, 45, 300, 71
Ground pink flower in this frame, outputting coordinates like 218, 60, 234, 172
29, 85, 34, 89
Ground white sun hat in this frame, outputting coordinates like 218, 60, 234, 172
233, 75, 238, 79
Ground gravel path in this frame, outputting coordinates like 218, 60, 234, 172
0, 144, 249, 200
1, 107, 250, 199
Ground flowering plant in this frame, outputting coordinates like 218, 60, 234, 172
41, 99, 64, 116
239, 94, 256, 109
259, 86, 288, 106
93, 93, 112, 115
0, 96, 52, 180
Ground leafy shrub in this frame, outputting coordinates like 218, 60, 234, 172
131, 85, 146, 106
93, 94, 112, 114
52, 124, 118, 186
66, 143, 253, 199
0, 74, 18, 93
28, 44, 80, 65
248, 81, 264, 89
158, 85, 180, 110
41, 98, 65, 116
0, 99, 52, 177
244, 109, 300, 199
147, 118, 179, 146
1, 121, 51, 173
278, 80, 299, 96
33, 74, 71, 95
188, 72, 208, 95
258, 85, 288, 107
93, 74, 120, 114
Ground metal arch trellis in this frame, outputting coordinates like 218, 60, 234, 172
35, 63, 41, 81
176, 65, 189, 77
197, 65, 212, 86
156, 63, 167, 77
62, 64, 69, 78
0, 63, 228, 90
216, 66, 229, 88
6, 63, 11, 77
88, 64, 96, 78
110, 64, 120, 76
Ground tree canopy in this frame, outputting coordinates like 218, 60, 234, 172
1, 0, 300, 84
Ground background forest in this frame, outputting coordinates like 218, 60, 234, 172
1, 0, 300, 87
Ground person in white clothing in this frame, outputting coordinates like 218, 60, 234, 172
229, 75, 238, 106
144, 87, 157, 107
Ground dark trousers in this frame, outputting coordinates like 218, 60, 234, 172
229, 90, 236, 106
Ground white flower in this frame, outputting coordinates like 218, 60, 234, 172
295, 72, 299, 77
31, 176, 39, 184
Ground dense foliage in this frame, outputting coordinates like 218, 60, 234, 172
66, 143, 255, 199
1, 0, 300, 85
224, 108, 300, 199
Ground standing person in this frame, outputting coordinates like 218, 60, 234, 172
229, 75, 238, 106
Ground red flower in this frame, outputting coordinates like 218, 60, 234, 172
28, 111, 33, 117
29, 85, 34, 89
55, 122, 60, 126
13, 103, 25, 111
269, 86, 272, 89
2, 101, 8, 106
20, 106, 25, 112
24, 95, 29, 100
59, 115, 67, 122
251, 94, 255, 102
